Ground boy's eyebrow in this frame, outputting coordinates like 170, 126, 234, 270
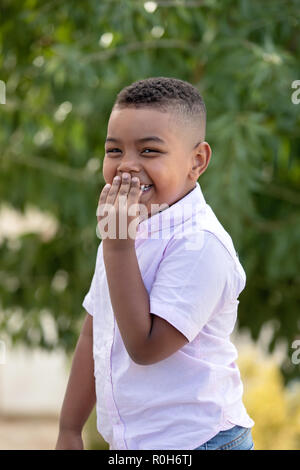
105, 136, 167, 144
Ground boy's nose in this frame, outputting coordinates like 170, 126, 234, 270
117, 153, 141, 174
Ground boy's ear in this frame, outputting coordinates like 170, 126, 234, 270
190, 141, 211, 178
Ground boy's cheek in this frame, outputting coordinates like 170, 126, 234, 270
102, 165, 115, 185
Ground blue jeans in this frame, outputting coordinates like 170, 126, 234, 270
194, 425, 255, 450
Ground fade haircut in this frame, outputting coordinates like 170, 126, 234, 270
113, 77, 207, 143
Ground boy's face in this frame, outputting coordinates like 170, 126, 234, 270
103, 107, 210, 218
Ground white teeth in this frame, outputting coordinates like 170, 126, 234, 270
140, 184, 152, 191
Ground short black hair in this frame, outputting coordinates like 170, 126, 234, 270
113, 76, 206, 142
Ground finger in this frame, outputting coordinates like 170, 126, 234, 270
98, 183, 111, 203
119, 173, 131, 196
128, 176, 142, 201
97, 183, 112, 218
106, 176, 122, 206
117, 173, 132, 208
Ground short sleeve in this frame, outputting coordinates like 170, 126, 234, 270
82, 243, 102, 316
82, 271, 96, 316
149, 231, 233, 343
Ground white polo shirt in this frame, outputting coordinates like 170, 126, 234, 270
82, 181, 254, 450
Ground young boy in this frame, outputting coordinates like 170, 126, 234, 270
56, 77, 255, 450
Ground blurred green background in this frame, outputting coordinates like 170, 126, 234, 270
0, 0, 299, 450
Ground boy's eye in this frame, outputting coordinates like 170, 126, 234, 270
105, 148, 160, 155
143, 149, 160, 154
106, 149, 121, 153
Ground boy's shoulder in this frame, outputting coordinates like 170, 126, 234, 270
163, 205, 246, 279
166, 226, 234, 264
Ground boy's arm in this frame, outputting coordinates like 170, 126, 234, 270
55, 313, 96, 450
103, 244, 188, 366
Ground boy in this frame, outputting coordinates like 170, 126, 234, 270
56, 77, 255, 450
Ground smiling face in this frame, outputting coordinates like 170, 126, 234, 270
103, 106, 211, 218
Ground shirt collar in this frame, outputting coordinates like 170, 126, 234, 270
136, 182, 207, 239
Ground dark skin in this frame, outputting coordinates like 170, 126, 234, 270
55, 106, 211, 449
55, 313, 95, 450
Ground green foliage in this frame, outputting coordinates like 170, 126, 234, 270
0, 0, 299, 382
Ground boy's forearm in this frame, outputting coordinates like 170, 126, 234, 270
58, 329, 96, 434
103, 243, 152, 363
